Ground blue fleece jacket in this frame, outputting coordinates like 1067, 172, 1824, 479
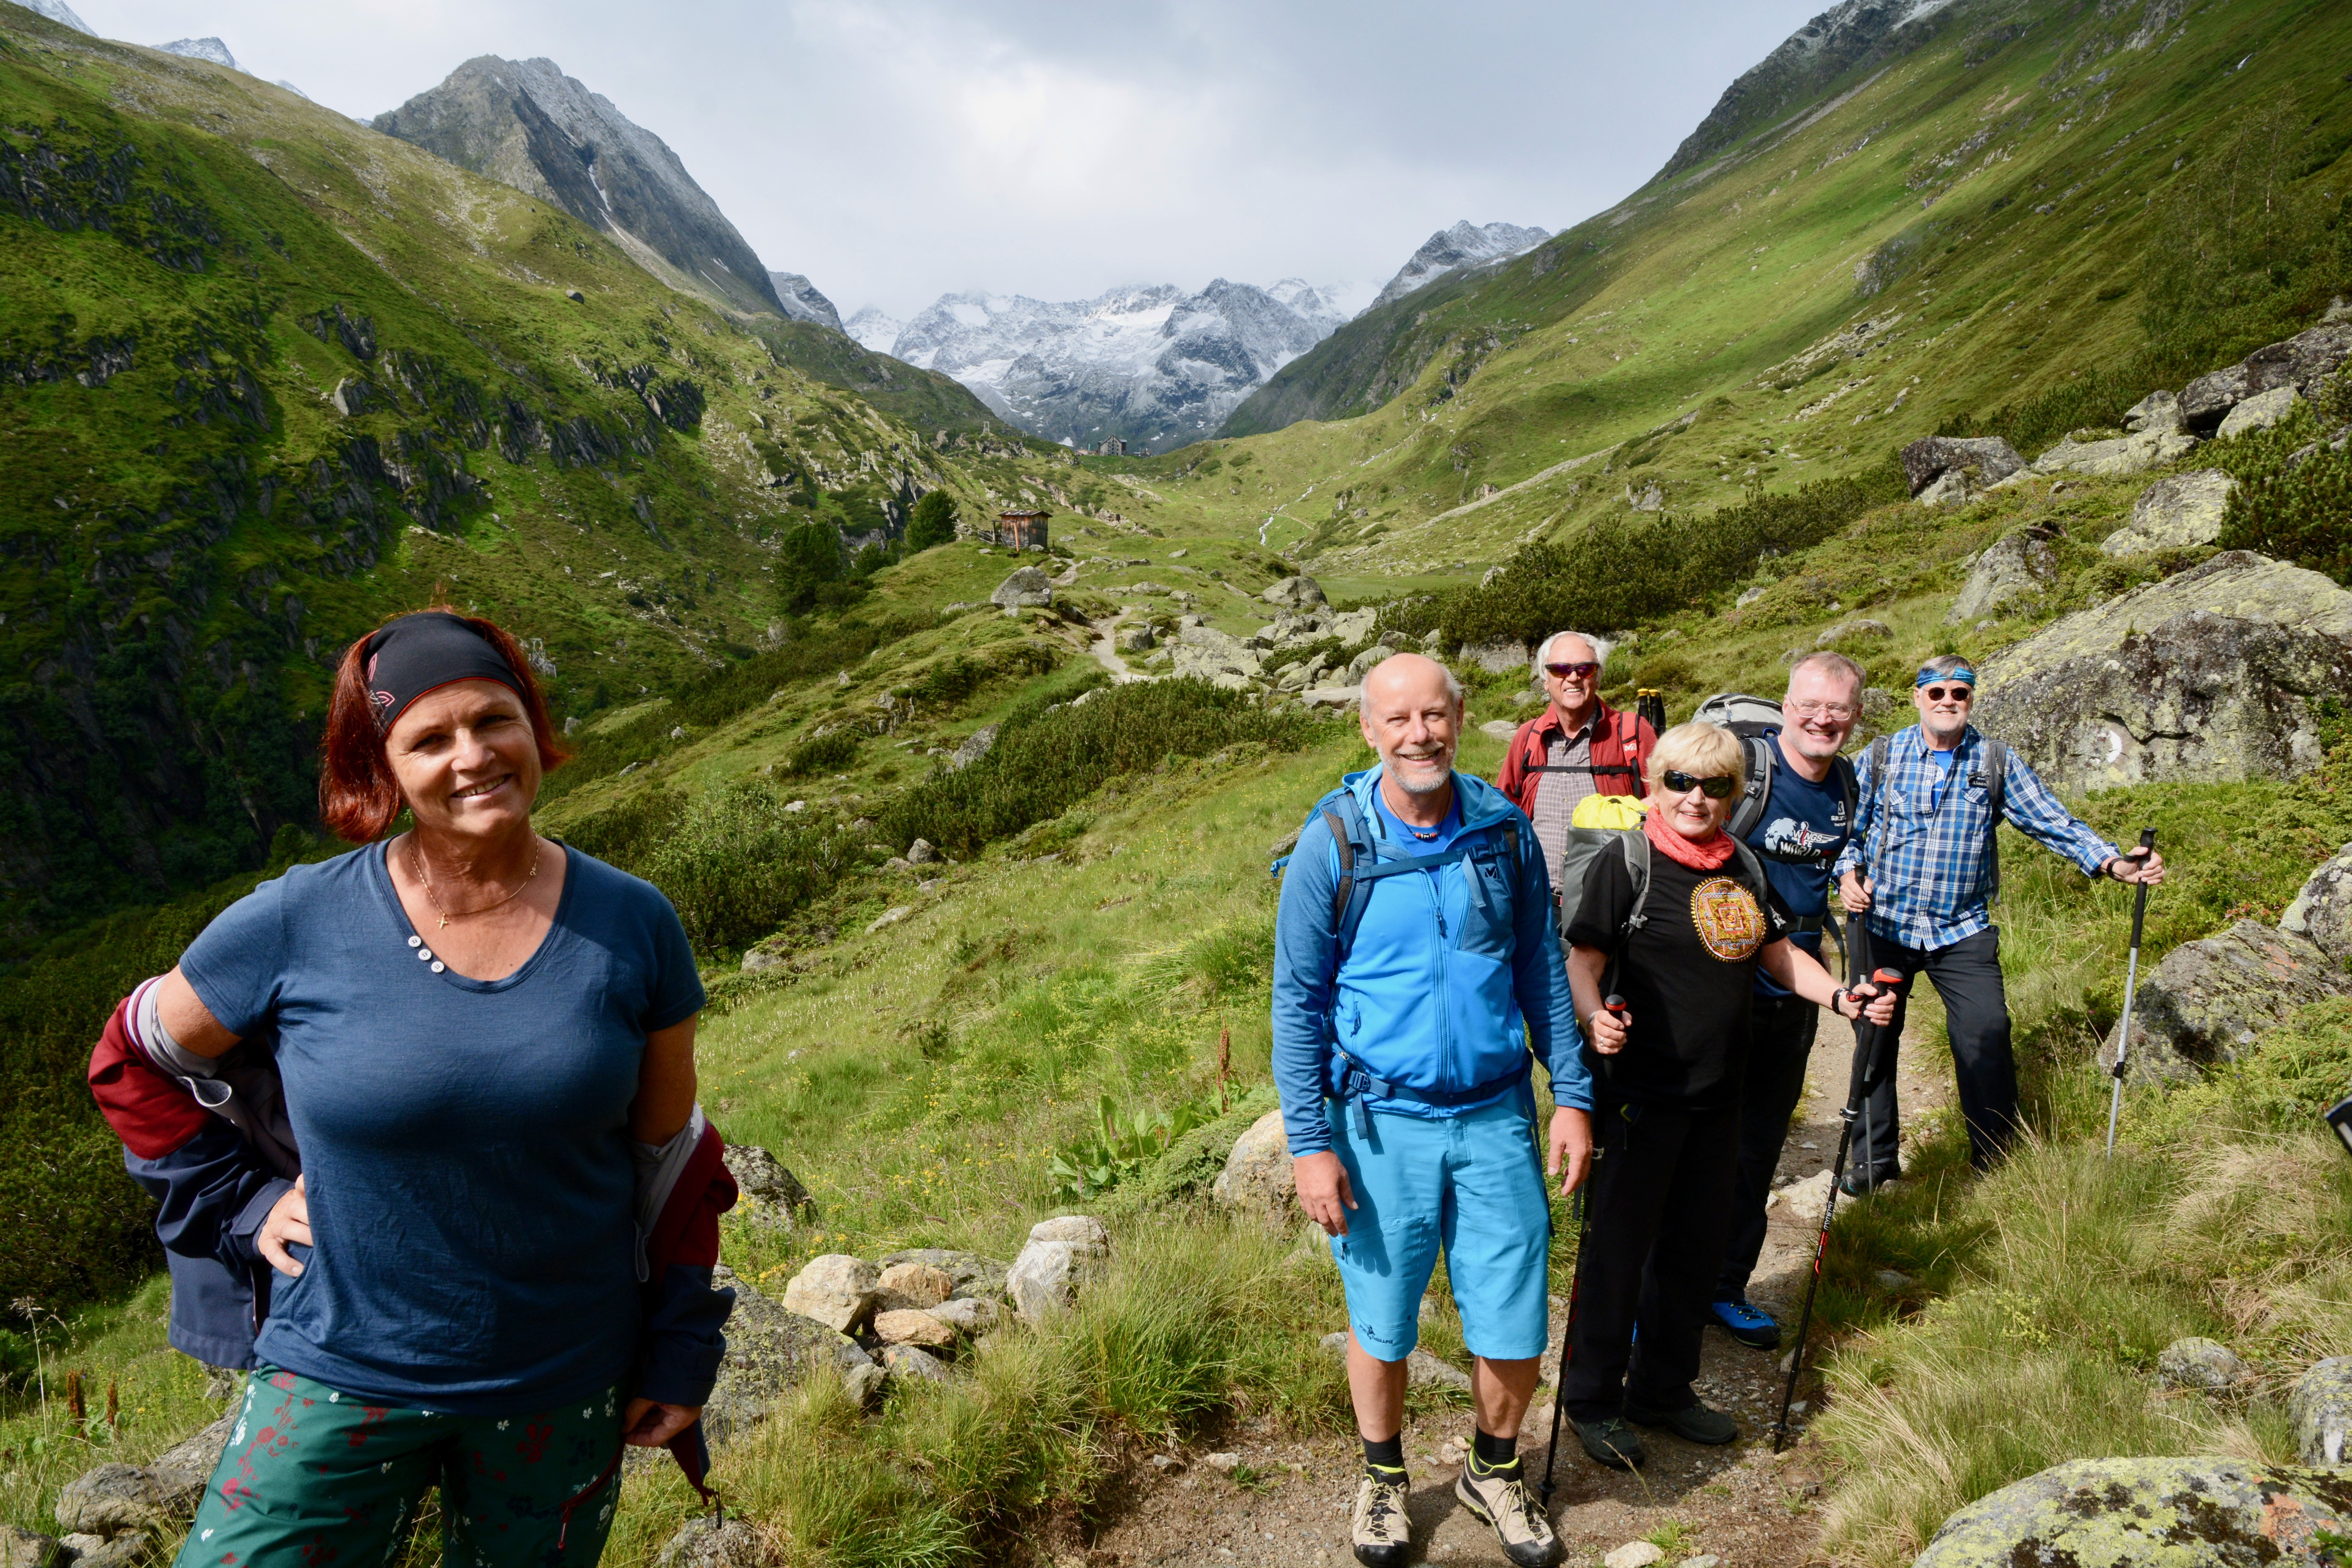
1270, 767, 1589, 1158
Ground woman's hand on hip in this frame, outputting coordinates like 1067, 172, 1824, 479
1546, 1106, 1593, 1195
622, 1398, 701, 1448
259, 1175, 310, 1277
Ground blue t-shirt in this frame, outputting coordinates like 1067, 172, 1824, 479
180, 842, 704, 1415
1745, 733, 1852, 998
1369, 783, 1465, 856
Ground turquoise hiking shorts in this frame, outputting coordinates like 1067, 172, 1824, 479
1325, 1092, 1553, 1363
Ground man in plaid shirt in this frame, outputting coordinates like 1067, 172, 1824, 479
1834, 654, 2164, 1183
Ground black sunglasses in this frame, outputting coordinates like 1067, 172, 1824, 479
1544, 661, 1601, 680
1920, 684, 1975, 703
1661, 769, 1739, 799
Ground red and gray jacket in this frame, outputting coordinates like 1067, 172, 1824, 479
87, 978, 739, 1504
1495, 700, 1657, 818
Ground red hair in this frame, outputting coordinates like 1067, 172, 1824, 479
319, 607, 570, 843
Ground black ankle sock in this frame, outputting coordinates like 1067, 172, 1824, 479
1468, 1428, 1520, 1474
1361, 1433, 1405, 1474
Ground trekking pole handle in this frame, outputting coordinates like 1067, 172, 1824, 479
1844, 966, 1903, 1012
2124, 828, 2156, 947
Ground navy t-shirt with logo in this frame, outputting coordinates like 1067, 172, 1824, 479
1747, 731, 1852, 998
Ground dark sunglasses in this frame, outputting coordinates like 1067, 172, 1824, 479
1661, 769, 1739, 799
1920, 684, 1975, 703
1544, 661, 1601, 679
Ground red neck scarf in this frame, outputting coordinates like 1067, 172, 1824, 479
1644, 805, 1735, 871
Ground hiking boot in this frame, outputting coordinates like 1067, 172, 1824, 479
1455, 1463, 1564, 1567
1350, 1470, 1411, 1567
1839, 1165, 1900, 1197
1570, 1414, 1645, 1470
1622, 1395, 1739, 1445
1710, 1294, 1781, 1350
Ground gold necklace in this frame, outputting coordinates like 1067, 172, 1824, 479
411, 837, 540, 930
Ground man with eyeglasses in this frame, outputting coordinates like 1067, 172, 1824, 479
1835, 653, 2166, 1184
1498, 632, 1657, 904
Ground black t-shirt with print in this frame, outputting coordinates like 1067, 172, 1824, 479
1564, 843, 1794, 1110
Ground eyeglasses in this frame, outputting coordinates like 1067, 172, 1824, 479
1544, 661, 1600, 680
1661, 769, 1740, 799
1787, 701, 1856, 720
1920, 685, 1975, 703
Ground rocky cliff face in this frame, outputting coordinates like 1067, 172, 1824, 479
768, 272, 843, 333
9, 0, 92, 35
374, 56, 786, 320
1367, 220, 1550, 312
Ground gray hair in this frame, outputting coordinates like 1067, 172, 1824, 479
1357, 652, 1465, 709
1532, 630, 1614, 683
1787, 650, 1866, 698
1917, 652, 1975, 684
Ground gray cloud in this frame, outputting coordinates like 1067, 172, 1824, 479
77, 0, 1823, 317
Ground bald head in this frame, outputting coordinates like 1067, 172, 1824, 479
1359, 653, 1464, 798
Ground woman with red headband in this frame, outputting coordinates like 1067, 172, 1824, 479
94, 609, 732, 1568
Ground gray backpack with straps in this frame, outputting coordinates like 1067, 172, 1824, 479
1555, 825, 1773, 954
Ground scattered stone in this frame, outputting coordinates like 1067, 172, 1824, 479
66, 1535, 148, 1568
925, 1297, 1000, 1334
1029, 1214, 1111, 1259
1009, 1242, 1078, 1322
1915, 468, 1976, 508
2100, 920, 2352, 1082
2158, 1336, 2249, 1390
2282, 843, 2352, 961
1263, 575, 1327, 609
58, 1541, 103, 1564
2029, 428, 2200, 477
1947, 530, 2060, 624
1684, 1557, 1723, 1568
875, 1249, 1011, 1301
1315, 1331, 1472, 1391
781, 1255, 880, 1334
54, 1468, 164, 1537
1115, 624, 1155, 652
1302, 686, 1359, 711
2100, 469, 2236, 557
1737, 584, 1769, 608
873, 1309, 958, 1350
1170, 624, 1265, 690
147, 1415, 230, 1517
1604, 1542, 1665, 1568
842, 1361, 888, 1406
1211, 1109, 1296, 1223
1899, 435, 2025, 495
2217, 383, 2302, 439
1974, 551, 2352, 793
1817, 617, 1890, 646
2123, 389, 2185, 434
658, 1514, 771, 1568
1203, 1452, 1242, 1476
875, 1262, 953, 1310
1913, 1457, 2352, 1566
2181, 321, 2352, 431
881, 1344, 950, 1383
722, 1146, 817, 1227
1, 1529, 62, 1568
1436, 1436, 1469, 1468
990, 567, 1054, 610
2293, 1357, 2352, 1465
1875, 1270, 1914, 1292
740, 947, 786, 974
1480, 719, 1517, 740
1457, 639, 1529, 675
948, 726, 998, 771
865, 906, 912, 934
1777, 1169, 1835, 1226
907, 839, 940, 864
702, 1265, 874, 1444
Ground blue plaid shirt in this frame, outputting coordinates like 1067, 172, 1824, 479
1834, 724, 2119, 952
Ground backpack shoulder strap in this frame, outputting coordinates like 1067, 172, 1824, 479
1728, 837, 1773, 908
1983, 737, 2009, 826
1723, 734, 1776, 842
1319, 792, 1375, 954
1618, 829, 1652, 940
1833, 753, 1859, 826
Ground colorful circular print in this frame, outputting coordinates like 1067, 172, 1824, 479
1690, 876, 1767, 962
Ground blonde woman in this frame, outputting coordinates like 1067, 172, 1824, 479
1556, 722, 1893, 1470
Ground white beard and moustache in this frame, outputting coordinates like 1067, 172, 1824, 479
1390, 748, 1454, 794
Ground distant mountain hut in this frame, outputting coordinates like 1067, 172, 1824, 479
998, 508, 1050, 551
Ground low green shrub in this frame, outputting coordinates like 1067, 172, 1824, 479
782, 730, 860, 776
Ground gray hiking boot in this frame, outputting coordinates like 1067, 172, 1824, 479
1455, 1463, 1564, 1567
1571, 1414, 1645, 1470
1350, 1470, 1411, 1567
1622, 1395, 1739, 1445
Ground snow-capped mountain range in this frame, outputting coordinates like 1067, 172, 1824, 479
1367, 220, 1551, 311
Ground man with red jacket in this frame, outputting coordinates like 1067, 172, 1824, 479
1497, 631, 1658, 902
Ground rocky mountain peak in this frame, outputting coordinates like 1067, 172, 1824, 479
373, 56, 787, 321
157, 36, 236, 69
6, 0, 92, 36
768, 272, 844, 333
1368, 220, 1551, 311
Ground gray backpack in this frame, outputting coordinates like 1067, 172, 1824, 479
1555, 824, 1771, 956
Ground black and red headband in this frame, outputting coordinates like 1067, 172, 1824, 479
363, 612, 524, 732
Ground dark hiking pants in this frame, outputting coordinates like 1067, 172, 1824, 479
1714, 993, 1817, 1302
1854, 926, 2016, 1175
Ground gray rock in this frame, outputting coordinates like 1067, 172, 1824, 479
2100, 470, 2236, 557
1900, 436, 2025, 495
2218, 383, 2303, 440
1210, 1110, 1295, 1222
1974, 552, 2352, 793
722, 1146, 817, 1228
1171, 624, 1265, 690
1114, 624, 1155, 652
1326, 607, 1378, 644
1626, 480, 1664, 512
1915, 468, 1976, 508
55, 1540, 102, 1563
2158, 1336, 2249, 1390
1314, 1332, 1471, 1392
2123, 389, 2185, 434
2100, 920, 2352, 1082
740, 947, 787, 974
658, 1514, 770, 1568
1737, 584, 1769, 608
54, 1468, 163, 1537
873, 1261, 953, 1310
1457, 640, 1529, 675
882, 1344, 951, 1383
1947, 530, 2059, 624
1913, 1457, 2352, 1566
949, 725, 998, 771
1008, 1239, 1076, 1322
780, 1254, 880, 1334
701, 1265, 873, 1446
1817, 617, 1891, 646
989, 567, 1054, 610
842, 1361, 888, 1406
907, 838, 940, 865
1028, 1214, 1110, 1260
2181, 361, 2254, 431
2030, 428, 2200, 478
1, 1529, 62, 1568
2281, 843, 2352, 961
66, 1535, 149, 1568
1263, 575, 1327, 609
875, 1248, 1011, 1301
2293, 1357, 2352, 1465
925, 1297, 1001, 1334
2180, 321, 2352, 432
147, 1414, 231, 1517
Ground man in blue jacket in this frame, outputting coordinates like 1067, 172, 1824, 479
1274, 653, 1589, 1568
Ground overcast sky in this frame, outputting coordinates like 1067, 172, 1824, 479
62, 0, 1826, 319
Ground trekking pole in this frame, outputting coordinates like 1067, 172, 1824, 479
2103, 828, 2159, 1160
1541, 995, 1623, 1507
1772, 966, 1904, 1453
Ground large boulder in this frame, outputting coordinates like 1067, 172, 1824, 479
1900, 436, 2025, 495
1263, 575, 1327, 609
1913, 1457, 2352, 1566
2293, 1357, 2352, 1466
2124, 389, 2186, 434
53, 1468, 163, 1537
1211, 1109, 1296, 1222
2281, 844, 2352, 961
2100, 470, 2236, 557
147, 1414, 232, 1517
1007, 1215, 1110, 1323
2218, 383, 2303, 440
1171, 624, 1263, 690
1973, 552, 2352, 793
2099, 920, 2352, 1082
722, 1145, 818, 1229
2181, 321, 2352, 432
2158, 1337, 2249, 1391
2028, 428, 2200, 478
1947, 531, 2059, 624
701, 1265, 874, 1446
1326, 607, 1377, 644
0, 1529, 61, 1568
780, 1254, 880, 1334
989, 567, 1054, 610
874, 1262, 953, 1311
1457, 639, 1530, 675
